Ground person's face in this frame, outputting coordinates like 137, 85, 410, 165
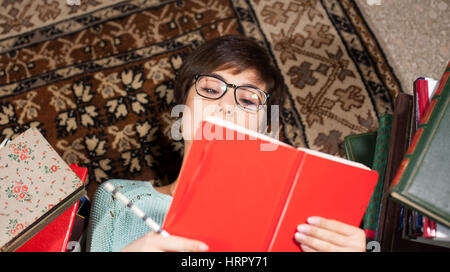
180, 67, 268, 146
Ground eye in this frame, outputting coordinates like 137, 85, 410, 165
202, 88, 220, 94
239, 98, 256, 106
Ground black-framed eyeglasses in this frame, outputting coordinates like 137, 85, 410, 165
194, 74, 270, 112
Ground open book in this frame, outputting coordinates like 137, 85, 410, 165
162, 117, 378, 251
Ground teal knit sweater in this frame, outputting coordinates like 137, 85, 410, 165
86, 179, 173, 252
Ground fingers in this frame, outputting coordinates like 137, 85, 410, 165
148, 232, 209, 252
299, 243, 317, 252
306, 217, 356, 236
296, 224, 348, 248
295, 232, 344, 252
294, 217, 367, 252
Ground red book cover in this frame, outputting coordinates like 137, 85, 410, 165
15, 164, 88, 252
416, 78, 430, 121
423, 216, 437, 239
162, 117, 378, 251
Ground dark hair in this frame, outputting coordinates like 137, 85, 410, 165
174, 35, 287, 111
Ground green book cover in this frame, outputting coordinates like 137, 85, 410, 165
390, 62, 450, 228
344, 131, 378, 168
362, 114, 393, 239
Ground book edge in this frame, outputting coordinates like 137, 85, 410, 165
1, 186, 86, 252
204, 116, 371, 169
397, 85, 449, 194
390, 192, 450, 228
204, 116, 292, 148
298, 147, 370, 170
62, 201, 80, 252
391, 72, 449, 193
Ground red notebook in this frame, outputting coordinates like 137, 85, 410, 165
162, 117, 378, 251
15, 164, 88, 252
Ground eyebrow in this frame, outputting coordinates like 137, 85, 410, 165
209, 73, 263, 90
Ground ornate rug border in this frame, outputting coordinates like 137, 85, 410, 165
0, 0, 177, 54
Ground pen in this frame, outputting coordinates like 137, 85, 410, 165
0, 138, 9, 149
103, 181, 170, 236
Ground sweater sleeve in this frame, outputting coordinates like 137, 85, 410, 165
86, 181, 116, 252
85, 179, 172, 252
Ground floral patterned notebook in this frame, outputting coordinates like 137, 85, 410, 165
0, 127, 86, 252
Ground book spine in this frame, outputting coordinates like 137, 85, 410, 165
417, 79, 429, 120
64, 164, 87, 252
389, 64, 450, 191
376, 93, 413, 246
362, 114, 393, 240
267, 150, 306, 251
412, 81, 419, 137
389, 64, 450, 231
62, 202, 79, 252
343, 139, 354, 161
423, 217, 437, 239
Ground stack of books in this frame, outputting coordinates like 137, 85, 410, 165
0, 128, 90, 252
344, 61, 450, 250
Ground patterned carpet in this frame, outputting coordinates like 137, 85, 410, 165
0, 0, 402, 198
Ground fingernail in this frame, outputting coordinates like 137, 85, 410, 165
307, 217, 320, 225
199, 243, 209, 251
297, 224, 310, 233
295, 232, 307, 242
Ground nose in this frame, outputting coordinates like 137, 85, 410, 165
216, 106, 233, 116
215, 86, 236, 116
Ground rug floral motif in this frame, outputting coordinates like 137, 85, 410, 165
0, 0, 403, 197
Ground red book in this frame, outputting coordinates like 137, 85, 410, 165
162, 117, 378, 251
416, 78, 429, 121
423, 216, 437, 239
15, 164, 88, 252
415, 77, 440, 120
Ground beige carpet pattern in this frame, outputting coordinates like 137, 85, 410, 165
355, 0, 450, 93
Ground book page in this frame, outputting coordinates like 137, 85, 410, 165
205, 116, 370, 170
298, 148, 370, 170
204, 116, 293, 149
426, 77, 440, 99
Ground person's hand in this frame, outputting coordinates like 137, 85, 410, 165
121, 231, 209, 252
294, 216, 366, 252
